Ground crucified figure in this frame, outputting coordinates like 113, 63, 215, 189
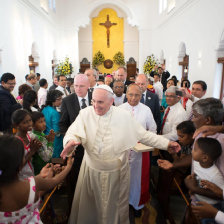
99, 15, 117, 48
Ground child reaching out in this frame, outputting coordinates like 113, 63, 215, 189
156, 121, 195, 222
0, 135, 73, 223
31, 112, 55, 175
12, 109, 42, 179
158, 120, 195, 170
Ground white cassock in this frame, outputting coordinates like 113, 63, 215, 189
119, 102, 157, 210
64, 106, 169, 224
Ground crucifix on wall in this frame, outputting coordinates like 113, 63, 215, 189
99, 15, 117, 48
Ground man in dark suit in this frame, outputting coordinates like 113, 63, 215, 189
150, 64, 170, 91
136, 74, 161, 133
59, 73, 92, 213
111, 67, 133, 93
0, 73, 22, 133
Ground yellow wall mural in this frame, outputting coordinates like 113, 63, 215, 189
92, 8, 124, 74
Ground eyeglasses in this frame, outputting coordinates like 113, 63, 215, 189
6, 82, 16, 86
114, 86, 124, 89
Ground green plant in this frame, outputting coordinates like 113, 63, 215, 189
113, 51, 125, 66
143, 54, 158, 75
55, 57, 73, 76
92, 51, 105, 68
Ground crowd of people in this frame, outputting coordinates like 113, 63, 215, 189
0, 65, 224, 224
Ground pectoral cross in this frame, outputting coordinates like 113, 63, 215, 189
99, 15, 117, 48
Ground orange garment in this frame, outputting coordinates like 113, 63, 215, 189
147, 84, 155, 93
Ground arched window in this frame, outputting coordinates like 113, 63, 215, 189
159, 0, 175, 14
159, 0, 167, 14
48, 0, 56, 12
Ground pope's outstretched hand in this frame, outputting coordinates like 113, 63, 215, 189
60, 140, 81, 159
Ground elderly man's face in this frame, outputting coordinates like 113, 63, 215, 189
191, 110, 208, 129
165, 92, 179, 106
191, 84, 206, 99
126, 85, 141, 107
92, 89, 114, 116
30, 76, 37, 85
113, 82, 124, 97
105, 77, 112, 86
74, 77, 89, 98
135, 75, 148, 93
85, 70, 96, 86
116, 68, 127, 81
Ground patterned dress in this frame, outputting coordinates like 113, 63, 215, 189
0, 176, 42, 224
17, 134, 34, 180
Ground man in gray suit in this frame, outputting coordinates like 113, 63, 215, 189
136, 74, 161, 133
59, 73, 92, 213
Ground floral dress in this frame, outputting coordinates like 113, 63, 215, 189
0, 176, 42, 224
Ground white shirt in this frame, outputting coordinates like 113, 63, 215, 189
162, 102, 187, 141
119, 102, 157, 210
215, 211, 224, 224
119, 102, 157, 133
153, 81, 163, 105
113, 94, 125, 106
38, 87, 47, 107
193, 160, 224, 204
89, 83, 98, 93
56, 85, 69, 98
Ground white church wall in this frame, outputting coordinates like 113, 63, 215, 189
124, 19, 139, 68
137, 0, 224, 97
1, 0, 224, 98
56, 27, 79, 76
78, 25, 93, 65
0, 0, 60, 95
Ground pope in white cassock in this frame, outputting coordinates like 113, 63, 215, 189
119, 84, 157, 214
60, 85, 180, 224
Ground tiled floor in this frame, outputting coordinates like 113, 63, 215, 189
40, 182, 186, 224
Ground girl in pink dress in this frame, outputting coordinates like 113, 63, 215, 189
0, 135, 74, 223
11, 109, 42, 180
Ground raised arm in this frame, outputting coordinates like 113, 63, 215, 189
35, 157, 74, 192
